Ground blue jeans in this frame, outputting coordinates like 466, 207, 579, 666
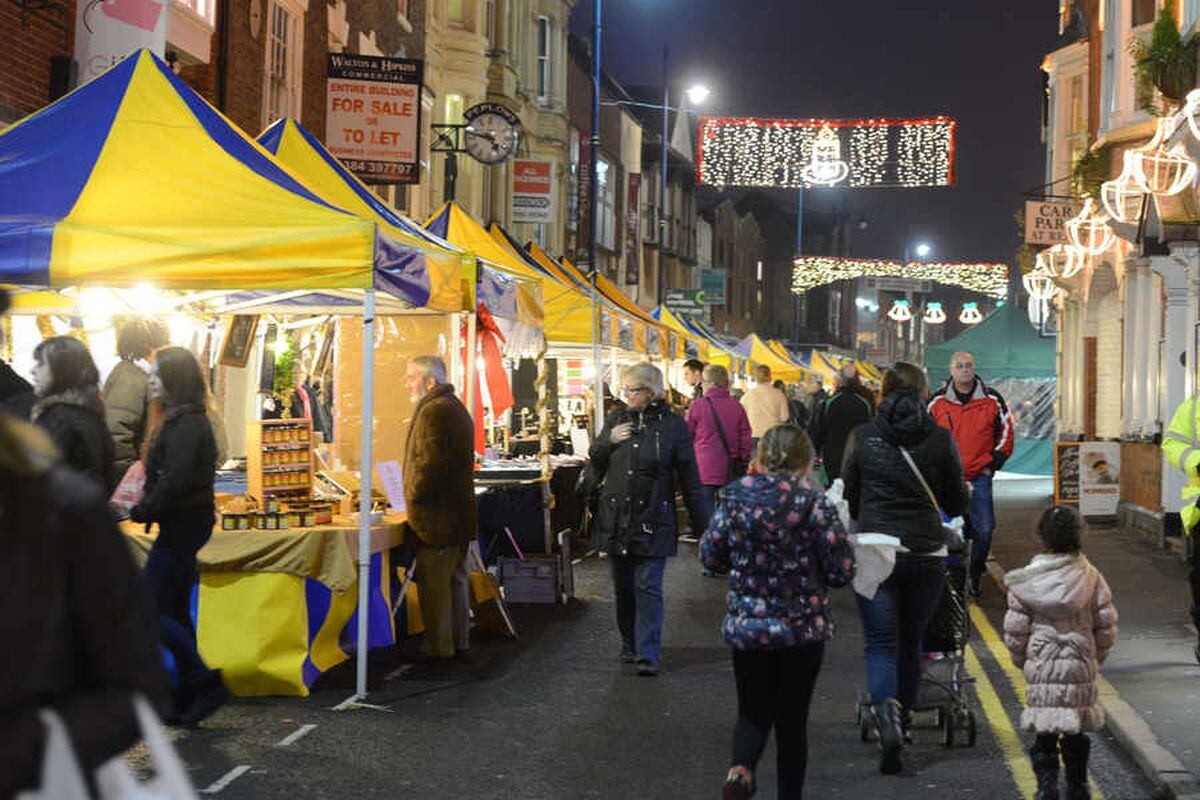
611, 555, 667, 665
145, 542, 213, 685
855, 555, 946, 710
965, 474, 996, 582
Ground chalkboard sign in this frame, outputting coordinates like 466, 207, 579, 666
219, 315, 259, 368
1054, 442, 1080, 505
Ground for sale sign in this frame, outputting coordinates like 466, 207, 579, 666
326, 54, 423, 184
512, 159, 555, 223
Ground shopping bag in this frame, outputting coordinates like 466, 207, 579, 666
824, 479, 852, 530
109, 461, 147, 514
94, 695, 198, 799
850, 533, 907, 601
16, 708, 91, 799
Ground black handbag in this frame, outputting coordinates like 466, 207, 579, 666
705, 396, 747, 482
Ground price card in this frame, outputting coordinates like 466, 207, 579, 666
376, 461, 406, 513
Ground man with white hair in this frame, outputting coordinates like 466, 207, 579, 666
590, 362, 710, 676
928, 351, 1013, 598
403, 355, 476, 659
740, 364, 790, 448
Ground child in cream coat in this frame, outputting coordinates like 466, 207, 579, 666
1003, 506, 1118, 800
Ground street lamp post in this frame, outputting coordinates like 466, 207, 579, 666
590, 0, 604, 436
658, 42, 669, 309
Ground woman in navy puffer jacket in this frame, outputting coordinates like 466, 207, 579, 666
701, 424, 855, 800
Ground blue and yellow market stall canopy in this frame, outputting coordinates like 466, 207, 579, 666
257, 118, 464, 313
737, 334, 810, 383
0, 51, 444, 305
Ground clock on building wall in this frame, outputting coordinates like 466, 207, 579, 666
462, 103, 521, 165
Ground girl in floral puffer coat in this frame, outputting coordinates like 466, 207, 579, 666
701, 424, 855, 800
1004, 506, 1118, 800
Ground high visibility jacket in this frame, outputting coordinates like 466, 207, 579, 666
1162, 394, 1200, 533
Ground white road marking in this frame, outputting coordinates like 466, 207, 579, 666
201, 765, 251, 794
276, 723, 317, 747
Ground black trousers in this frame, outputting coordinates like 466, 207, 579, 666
1189, 533, 1200, 632
1031, 732, 1087, 760
731, 642, 825, 799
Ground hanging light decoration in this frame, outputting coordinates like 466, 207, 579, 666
923, 302, 946, 325
886, 298, 912, 322
1128, 116, 1197, 196
1027, 296, 1051, 328
800, 124, 850, 186
1041, 243, 1087, 280
959, 302, 984, 325
1184, 88, 1200, 142
1065, 197, 1115, 255
1023, 264, 1059, 301
1100, 151, 1147, 222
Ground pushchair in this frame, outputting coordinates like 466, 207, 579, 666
856, 538, 978, 748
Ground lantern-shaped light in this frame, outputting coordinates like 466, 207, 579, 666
1100, 151, 1147, 222
1065, 197, 1115, 255
1027, 296, 1051, 328
801, 125, 850, 186
959, 302, 983, 325
923, 302, 946, 325
1023, 265, 1059, 301
1129, 116, 1197, 196
1043, 243, 1087, 280
1185, 88, 1200, 142
887, 298, 912, 323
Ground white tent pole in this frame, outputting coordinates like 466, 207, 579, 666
355, 287, 376, 700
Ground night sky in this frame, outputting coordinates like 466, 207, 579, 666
570, 0, 1061, 265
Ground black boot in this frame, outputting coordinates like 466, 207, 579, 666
873, 698, 904, 775
1029, 740, 1060, 800
1061, 735, 1091, 800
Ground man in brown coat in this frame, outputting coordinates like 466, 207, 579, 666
403, 355, 477, 658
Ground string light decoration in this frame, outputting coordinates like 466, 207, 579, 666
791, 256, 1007, 298
959, 302, 984, 325
923, 302, 947, 325
1023, 264, 1059, 301
1183, 88, 1200, 141
698, 116, 957, 189
1129, 116, 1197, 196
887, 299, 913, 322
801, 125, 850, 185
1100, 152, 1147, 223
1064, 197, 1115, 255
1040, 243, 1087, 280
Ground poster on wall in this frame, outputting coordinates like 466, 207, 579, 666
1053, 442, 1079, 505
326, 54, 423, 184
512, 159, 555, 223
1078, 441, 1120, 516
74, 0, 168, 85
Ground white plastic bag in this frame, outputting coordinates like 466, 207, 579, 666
850, 533, 908, 601
18, 695, 198, 800
825, 478, 852, 531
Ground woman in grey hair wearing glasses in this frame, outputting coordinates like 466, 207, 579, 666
589, 362, 711, 676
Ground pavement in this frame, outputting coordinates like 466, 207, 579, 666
145, 475, 1185, 799
987, 475, 1200, 800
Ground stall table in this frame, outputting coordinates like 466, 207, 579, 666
122, 515, 409, 697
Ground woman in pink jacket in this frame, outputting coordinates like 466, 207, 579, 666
686, 364, 753, 510
1003, 506, 1118, 800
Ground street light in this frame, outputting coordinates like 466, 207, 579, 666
685, 84, 711, 106
914, 242, 932, 259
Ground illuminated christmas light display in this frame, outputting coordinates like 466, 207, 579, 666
1023, 264, 1059, 301
1100, 152, 1147, 223
698, 116, 957, 189
791, 256, 1008, 298
887, 299, 913, 322
1184, 88, 1200, 142
1064, 197, 1115, 255
1039, 243, 1087, 280
923, 302, 947, 325
801, 125, 850, 186
1128, 117, 1196, 196
959, 302, 983, 325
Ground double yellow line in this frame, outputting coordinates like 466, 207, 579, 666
966, 602, 1105, 800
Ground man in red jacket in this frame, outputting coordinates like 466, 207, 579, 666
928, 351, 1014, 598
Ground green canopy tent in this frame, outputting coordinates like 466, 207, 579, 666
924, 304, 1056, 475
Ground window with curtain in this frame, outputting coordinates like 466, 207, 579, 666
263, 0, 303, 128
536, 16, 552, 103
1132, 0, 1156, 26
448, 0, 465, 24
597, 156, 617, 250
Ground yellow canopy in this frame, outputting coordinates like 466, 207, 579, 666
743, 334, 806, 382
654, 306, 711, 362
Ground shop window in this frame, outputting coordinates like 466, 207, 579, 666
176, 0, 216, 25
263, 0, 304, 128
536, 16, 553, 104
